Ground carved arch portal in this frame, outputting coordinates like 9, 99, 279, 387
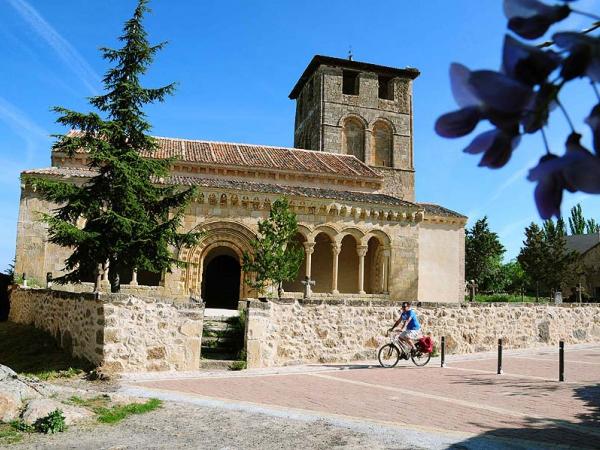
179, 221, 256, 302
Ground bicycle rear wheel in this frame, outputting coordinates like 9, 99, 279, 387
378, 343, 400, 368
411, 350, 431, 366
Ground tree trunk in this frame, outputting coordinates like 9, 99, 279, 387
277, 281, 283, 299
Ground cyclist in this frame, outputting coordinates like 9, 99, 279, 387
389, 302, 422, 356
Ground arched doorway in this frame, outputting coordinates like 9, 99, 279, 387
201, 247, 241, 309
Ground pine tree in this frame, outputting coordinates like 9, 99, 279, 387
242, 198, 304, 298
465, 217, 505, 292
543, 220, 579, 293
517, 223, 546, 300
32, 0, 199, 292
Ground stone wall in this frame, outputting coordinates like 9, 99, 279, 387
418, 222, 465, 302
245, 298, 600, 368
9, 288, 204, 372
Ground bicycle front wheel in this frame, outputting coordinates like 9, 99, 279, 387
411, 350, 431, 367
378, 343, 400, 368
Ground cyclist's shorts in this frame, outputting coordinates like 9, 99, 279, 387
399, 330, 422, 340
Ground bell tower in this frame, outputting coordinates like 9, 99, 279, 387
289, 55, 420, 201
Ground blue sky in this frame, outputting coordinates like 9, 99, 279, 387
1, 0, 599, 271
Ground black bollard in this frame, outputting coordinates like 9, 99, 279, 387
559, 341, 565, 382
497, 338, 503, 375
441, 336, 446, 368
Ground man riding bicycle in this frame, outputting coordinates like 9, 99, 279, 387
389, 302, 422, 355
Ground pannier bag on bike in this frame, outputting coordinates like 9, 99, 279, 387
417, 336, 434, 353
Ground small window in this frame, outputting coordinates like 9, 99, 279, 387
342, 70, 360, 95
378, 75, 394, 100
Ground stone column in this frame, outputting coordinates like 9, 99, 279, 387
357, 245, 368, 295
303, 242, 315, 279
100, 260, 111, 292
331, 242, 341, 294
130, 269, 138, 286
382, 248, 391, 294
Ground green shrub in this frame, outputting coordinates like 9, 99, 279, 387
34, 409, 66, 434
229, 360, 247, 371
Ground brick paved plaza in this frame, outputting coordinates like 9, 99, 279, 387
124, 345, 600, 449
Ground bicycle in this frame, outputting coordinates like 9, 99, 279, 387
378, 330, 432, 368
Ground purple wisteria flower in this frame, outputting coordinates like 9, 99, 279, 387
502, 35, 561, 86
504, 0, 572, 39
554, 32, 600, 82
464, 128, 522, 168
435, 61, 532, 168
528, 133, 600, 218
585, 104, 600, 154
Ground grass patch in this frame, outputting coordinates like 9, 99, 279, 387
0, 321, 93, 379
69, 396, 162, 424
96, 398, 162, 424
0, 423, 23, 445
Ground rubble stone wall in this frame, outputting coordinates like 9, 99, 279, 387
245, 298, 600, 368
9, 288, 204, 372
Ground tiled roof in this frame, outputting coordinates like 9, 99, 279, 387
566, 233, 600, 254
289, 55, 421, 99
419, 203, 466, 219
22, 167, 417, 208
60, 131, 380, 180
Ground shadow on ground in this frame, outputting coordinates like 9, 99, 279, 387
0, 321, 92, 377
450, 382, 600, 449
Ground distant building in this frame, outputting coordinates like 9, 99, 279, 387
566, 233, 600, 301
15, 55, 466, 306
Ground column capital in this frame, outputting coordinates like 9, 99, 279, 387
303, 241, 315, 254
331, 242, 341, 255
356, 245, 368, 257
382, 247, 391, 258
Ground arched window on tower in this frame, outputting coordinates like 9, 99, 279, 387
372, 120, 393, 167
342, 117, 365, 161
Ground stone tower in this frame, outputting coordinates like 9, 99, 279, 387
289, 55, 419, 201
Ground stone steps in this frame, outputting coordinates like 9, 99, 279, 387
201, 313, 244, 365
199, 359, 238, 370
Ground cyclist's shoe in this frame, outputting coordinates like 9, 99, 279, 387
410, 348, 417, 356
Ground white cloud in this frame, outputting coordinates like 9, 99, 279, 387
7, 0, 100, 95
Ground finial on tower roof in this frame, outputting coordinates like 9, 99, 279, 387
348, 46, 353, 61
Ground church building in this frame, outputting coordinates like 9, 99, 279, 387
15, 55, 466, 305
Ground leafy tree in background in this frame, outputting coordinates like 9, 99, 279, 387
569, 204, 586, 234
499, 260, 527, 294
33, 0, 199, 292
436, 0, 600, 219
465, 217, 505, 292
568, 203, 600, 234
242, 198, 304, 299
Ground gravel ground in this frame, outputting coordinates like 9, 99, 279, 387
5, 401, 436, 450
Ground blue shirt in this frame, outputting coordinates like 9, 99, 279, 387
401, 309, 420, 330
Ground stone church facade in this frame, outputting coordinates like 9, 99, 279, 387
15, 55, 466, 305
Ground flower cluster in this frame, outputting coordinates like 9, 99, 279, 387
435, 0, 600, 219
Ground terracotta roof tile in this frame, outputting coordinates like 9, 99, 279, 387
419, 203, 466, 219
22, 167, 413, 208
60, 131, 380, 180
